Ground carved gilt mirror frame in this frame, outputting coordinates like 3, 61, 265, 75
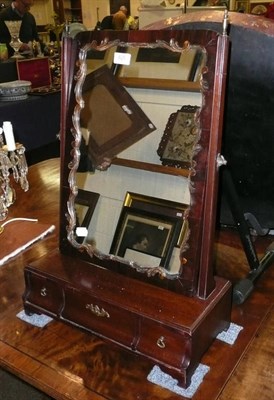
59, 22, 229, 299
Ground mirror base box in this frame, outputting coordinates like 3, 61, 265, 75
23, 249, 232, 389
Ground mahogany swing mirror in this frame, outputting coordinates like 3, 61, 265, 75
23, 19, 232, 388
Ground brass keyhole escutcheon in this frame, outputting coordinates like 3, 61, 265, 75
40, 287, 47, 297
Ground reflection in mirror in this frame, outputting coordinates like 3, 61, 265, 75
157, 105, 200, 169
86, 40, 206, 91
109, 192, 188, 273
74, 189, 100, 244
115, 46, 204, 84
80, 64, 156, 168
67, 34, 206, 282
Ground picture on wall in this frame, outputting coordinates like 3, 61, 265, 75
250, 2, 269, 14
235, 0, 250, 12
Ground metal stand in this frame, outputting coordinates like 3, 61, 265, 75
222, 168, 274, 304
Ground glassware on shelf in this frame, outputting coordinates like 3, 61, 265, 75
4, 20, 23, 58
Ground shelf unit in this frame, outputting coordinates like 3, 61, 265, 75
53, 0, 82, 23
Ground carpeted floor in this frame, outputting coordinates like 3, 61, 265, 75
0, 369, 52, 399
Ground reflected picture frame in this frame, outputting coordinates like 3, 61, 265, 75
110, 207, 181, 270
81, 64, 156, 169
75, 189, 100, 243
249, 2, 268, 14
75, 189, 100, 228
235, 0, 250, 12
157, 105, 200, 169
110, 192, 188, 270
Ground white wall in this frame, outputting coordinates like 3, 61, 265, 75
31, 0, 54, 26
81, 0, 109, 29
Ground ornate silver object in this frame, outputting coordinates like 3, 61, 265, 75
0, 123, 29, 221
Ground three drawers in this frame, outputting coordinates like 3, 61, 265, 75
24, 270, 190, 369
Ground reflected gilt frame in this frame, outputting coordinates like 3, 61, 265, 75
157, 105, 200, 169
110, 208, 179, 270
109, 192, 188, 272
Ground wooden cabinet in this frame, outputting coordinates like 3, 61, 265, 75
23, 250, 231, 388
53, 0, 83, 23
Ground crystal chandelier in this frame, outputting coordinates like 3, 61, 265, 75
0, 121, 29, 221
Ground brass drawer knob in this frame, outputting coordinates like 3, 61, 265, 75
86, 303, 110, 318
40, 287, 47, 297
157, 336, 166, 349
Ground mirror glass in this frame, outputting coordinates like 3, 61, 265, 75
65, 33, 205, 281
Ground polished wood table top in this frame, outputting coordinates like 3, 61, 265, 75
0, 158, 273, 400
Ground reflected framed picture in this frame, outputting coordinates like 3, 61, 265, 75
234, 0, 250, 12
249, 2, 268, 14
75, 189, 100, 228
75, 189, 100, 243
81, 64, 156, 168
157, 105, 200, 169
110, 192, 188, 270
110, 208, 181, 269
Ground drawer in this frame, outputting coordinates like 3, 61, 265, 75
137, 319, 191, 368
62, 288, 136, 348
24, 272, 64, 315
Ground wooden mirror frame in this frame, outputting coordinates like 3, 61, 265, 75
59, 24, 229, 299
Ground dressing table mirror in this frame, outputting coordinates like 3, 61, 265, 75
23, 19, 232, 388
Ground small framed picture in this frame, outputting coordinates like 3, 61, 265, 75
81, 64, 156, 168
110, 192, 188, 270
235, 0, 250, 12
157, 105, 200, 169
110, 208, 181, 269
250, 2, 268, 15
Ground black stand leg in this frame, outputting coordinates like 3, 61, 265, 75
222, 168, 274, 304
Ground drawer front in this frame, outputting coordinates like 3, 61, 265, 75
62, 288, 136, 348
137, 319, 191, 368
24, 272, 64, 315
